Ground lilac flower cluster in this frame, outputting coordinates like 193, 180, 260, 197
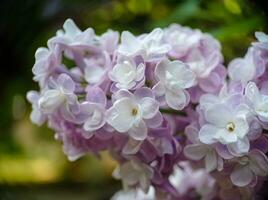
27, 19, 268, 199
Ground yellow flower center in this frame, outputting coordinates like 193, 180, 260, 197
132, 108, 138, 116
226, 122, 235, 132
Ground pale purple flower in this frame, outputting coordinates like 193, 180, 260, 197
169, 161, 216, 200
48, 19, 97, 54
199, 102, 250, 155
153, 59, 196, 110
245, 82, 268, 123
109, 57, 145, 90
84, 52, 112, 88
164, 24, 202, 58
27, 19, 268, 199
26, 91, 47, 126
118, 28, 171, 61
38, 74, 79, 122
78, 87, 107, 138
32, 47, 61, 87
106, 88, 162, 141
113, 159, 154, 193
230, 150, 268, 187
253, 32, 268, 50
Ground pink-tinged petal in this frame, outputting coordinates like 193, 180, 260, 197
227, 137, 250, 156
26, 91, 40, 104
139, 97, 159, 119
249, 150, 268, 176
57, 74, 75, 93
214, 129, 237, 144
86, 86, 106, 106
30, 109, 46, 126
245, 82, 261, 103
204, 103, 232, 127
215, 143, 234, 159
35, 47, 49, 60
118, 31, 140, 56
165, 89, 188, 110
205, 149, 217, 172
184, 144, 208, 160
63, 18, 82, 37
128, 120, 147, 141
228, 57, 254, 83
155, 59, 168, 82
136, 63, 145, 81
152, 82, 165, 97
166, 61, 196, 89
134, 87, 154, 100
106, 104, 133, 132
199, 72, 221, 93
230, 165, 253, 187
84, 66, 105, 84
112, 89, 133, 101
144, 111, 163, 128
234, 118, 249, 139
83, 107, 105, 132
123, 138, 143, 155
185, 125, 199, 143
199, 124, 218, 144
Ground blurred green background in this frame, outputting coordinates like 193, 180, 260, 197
0, 0, 267, 199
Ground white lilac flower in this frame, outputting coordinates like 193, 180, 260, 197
245, 82, 268, 123
118, 28, 171, 61
106, 88, 162, 140
184, 124, 223, 172
199, 103, 250, 155
75, 87, 107, 138
38, 74, 79, 121
113, 159, 154, 193
153, 59, 196, 110
109, 57, 145, 90
111, 187, 155, 200
184, 144, 221, 172
186, 48, 220, 79
84, 52, 111, 86
254, 32, 268, 50
169, 161, 216, 199
52, 18, 96, 48
48, 19, 98, 60
98, 29, 119, 54
32, 47, 60, 87
26, 91, 47, 126
230, 150, 268, 187
164, 24, 202, 58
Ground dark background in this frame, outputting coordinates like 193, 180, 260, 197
0, 0, 268, 199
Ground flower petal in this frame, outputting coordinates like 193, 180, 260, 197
128, 120, 147, 141
249, 150, 268, 176
205, 149, 217, 172
165, 89, 188, 110
199, 124, 218, 144
227, 137, 250, 156
204, 103, 232, 127
58, 74, 75, 93
230, 165, 253, 187
184, 144, 208, 160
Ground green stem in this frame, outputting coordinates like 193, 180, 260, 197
159, 109, 186, 116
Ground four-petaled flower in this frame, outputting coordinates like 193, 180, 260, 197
153, 59, 196, 110
106, 88, 162, 140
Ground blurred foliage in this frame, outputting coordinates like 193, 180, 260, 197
0, 0, 267, 199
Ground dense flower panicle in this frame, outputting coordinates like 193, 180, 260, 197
27, 18, 268, 199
